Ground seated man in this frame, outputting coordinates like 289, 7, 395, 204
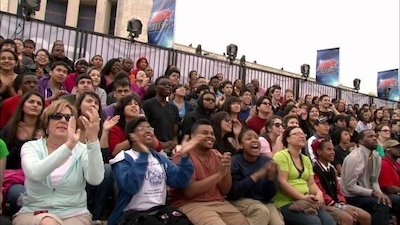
341, 130, 392, 225
108, 117, 194, 225
62, 74, 93, 105
169, 119, 249, 225
379, 140, 400, 224
312, 138, 371, 225
38, 61, 68, 102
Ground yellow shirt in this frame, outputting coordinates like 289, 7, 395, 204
272, 149, 313, 208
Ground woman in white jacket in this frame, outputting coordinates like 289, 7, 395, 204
13, 100, 104, 225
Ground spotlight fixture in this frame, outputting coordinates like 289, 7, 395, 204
353, 78, 361, 92
195, 44, 202, 55
240, 55, 246, 66
383, 86, 391, 100
21, 0, 41, 19
301, 64, 310, 78
226, 44, 238, 63
127, 18, 143, 42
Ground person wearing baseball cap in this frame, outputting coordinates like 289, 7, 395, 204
379, 139, 400, 224
312, 138, 371, 225
306, 116, 330, 162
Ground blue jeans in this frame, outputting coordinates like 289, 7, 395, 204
280, 204, 336, 225
346, 196, 391, 225
0, 216, 12, 225
388, 194, 400, 221
86, 164, 114, 220
6, 184, 25, 216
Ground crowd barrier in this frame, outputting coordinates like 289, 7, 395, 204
1, 11, 398, 107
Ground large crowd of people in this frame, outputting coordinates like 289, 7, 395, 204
0, 37, 399, 225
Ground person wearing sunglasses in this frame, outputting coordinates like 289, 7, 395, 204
246, 96, 273, 135
273, 126, 336, 225
181, 91, 216, 142
211, 111, 241, 155
13, 99, 105, 225
259, 116, 285, 158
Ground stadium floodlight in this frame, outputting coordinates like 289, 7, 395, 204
226, 44, 238, 63
353, 78, 361, 92
127, 18, 143, 42
301, 64, 310, 78
21, 0, 41, 20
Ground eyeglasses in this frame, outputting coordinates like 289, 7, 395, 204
49, 113, 72, 121
157, 83, 172, 87
290, 132, 307, 137
273, 123, 284, 128
223, 117, 232, 123
135, 126, 154, 133
261, 102, 271, 106
380, 129, 391, 132
203, 98, 216, 102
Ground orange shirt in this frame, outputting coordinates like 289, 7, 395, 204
169, 149, 225, 208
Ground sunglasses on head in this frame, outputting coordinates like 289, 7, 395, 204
49, 113, 72, 121
223, 117, 232, 123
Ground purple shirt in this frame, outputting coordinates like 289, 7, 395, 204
102, 103, 116, 118
38, 76, 66, 100
131, 83, 146, 100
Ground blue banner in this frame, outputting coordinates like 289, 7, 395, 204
377, 69, 399, 101
147, 0, 176, 48
316, 48, 340, 86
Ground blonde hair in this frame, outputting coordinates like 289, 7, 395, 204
41, 99, 78, 136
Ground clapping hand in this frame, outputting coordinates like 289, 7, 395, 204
79, 109, 100, 142
264, 161, 278, 180
129, 133, 149, 153
177, 136, 202, 157
232, 119, 243, 137
218, 152, 232, 177
103, 115, 120, 132
65, 116, 81, 149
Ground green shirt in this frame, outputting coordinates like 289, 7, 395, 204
272, 149, 313, 208
0, 138, 9, 158
376, 144, 385, 157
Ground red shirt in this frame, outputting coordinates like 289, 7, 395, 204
0, 95, 21, 129
109, 125, 125, 155
379, 156, 400, 188
246, 115, 266, 135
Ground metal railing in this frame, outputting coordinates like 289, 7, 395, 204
1, 11, 398, 108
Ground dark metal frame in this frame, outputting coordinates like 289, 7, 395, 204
0, 11, 398, 108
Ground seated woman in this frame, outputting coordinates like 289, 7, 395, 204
273, 126, 336, 225
108, 117, 194, 225
75, 91, 119, 223
228, 129, 284, 225
131, 70, 149, 100
13, 100, 105, 225
312, 138, 371, 225
109, 95, 161, 157
210, 111, 242, 155
1, 91, 44, 216
259, 116, 284, 158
